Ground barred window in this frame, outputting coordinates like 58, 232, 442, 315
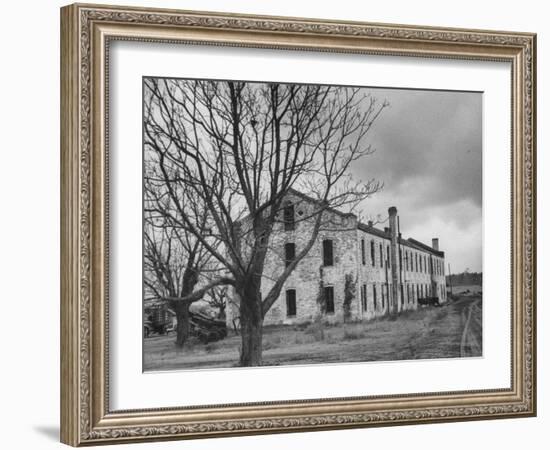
284, 242, 295, 267
324, 286, 335, 313
286, 289, 297, 317
284, 203, 295, 231
323, 239, 334, 266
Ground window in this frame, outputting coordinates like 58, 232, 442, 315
361, 284, 367, 311
283, 203, 295, 231
324, 286, 335, 313
387, 245, 390, 268
361, 239, 366, 265
286, 289, 297, 317
416, 284, 420, 299
400, 284, 404, 305
370, 240, 375, 266
323, 239, 333, 266
284, 242, 295, 267
405, 251, 409, 271
424, 256, 427, 273
373, 284, 377, 310
382, 285, 385, 309
399, 248, 402, 268
379, 243, 383, 268
415, 253, 418, 272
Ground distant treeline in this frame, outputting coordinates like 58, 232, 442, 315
446, 272, 482, 286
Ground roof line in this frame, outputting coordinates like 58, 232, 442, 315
287, 188, 356, 219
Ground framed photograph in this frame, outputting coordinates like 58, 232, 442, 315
60, 3, 536, 446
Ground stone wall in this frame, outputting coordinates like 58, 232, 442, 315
225, 192, 447, 329
400, 244, 447, 307
356, 229, 392, 320
260, 192, 360, 325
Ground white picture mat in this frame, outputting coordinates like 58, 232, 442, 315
109, 41, 511, 411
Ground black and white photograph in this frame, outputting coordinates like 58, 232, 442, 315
142, 77, 483, 371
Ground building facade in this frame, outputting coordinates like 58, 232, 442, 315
226, 190, 447, 327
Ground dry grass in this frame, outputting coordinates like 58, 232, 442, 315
143, 296, 482, 371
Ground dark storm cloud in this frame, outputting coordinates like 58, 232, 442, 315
352, 88, 482, 273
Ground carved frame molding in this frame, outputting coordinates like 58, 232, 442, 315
60, 3, 536, 446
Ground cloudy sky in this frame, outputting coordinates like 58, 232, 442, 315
351, 87, 482, 274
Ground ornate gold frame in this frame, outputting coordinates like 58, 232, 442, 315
60, 3, 536, 446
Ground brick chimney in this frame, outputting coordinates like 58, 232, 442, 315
432, 238, 439, 251
388, 207, 399, 314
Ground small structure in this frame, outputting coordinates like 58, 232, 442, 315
144, 303, 176, 336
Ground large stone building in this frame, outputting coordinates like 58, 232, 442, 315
226, 189, 447, 327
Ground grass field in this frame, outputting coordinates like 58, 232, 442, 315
144, 295, 482, 371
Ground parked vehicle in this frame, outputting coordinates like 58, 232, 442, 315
144, 303, 227, 343
418, 296, 441, 307
144, 305, 174, 337
189, 311, 227, 343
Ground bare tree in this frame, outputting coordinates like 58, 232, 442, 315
207, 286, 228, 320
143, 78, 387, 365
144, 164, 222, 347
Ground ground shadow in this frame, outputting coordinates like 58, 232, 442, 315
33, 425, 59, 441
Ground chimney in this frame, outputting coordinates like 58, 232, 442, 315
388, 207, 399, 314
388, 207, 398, 240
432, 238, 439, 251
367, 220, 373, 227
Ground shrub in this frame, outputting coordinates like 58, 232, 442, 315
343, 273, 356, 322
304, 321, 325, 341
343, 329, 365, 340
204, 342, 219, 353
263, 335, 282, 351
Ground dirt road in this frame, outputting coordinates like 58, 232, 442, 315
144, 295, 482, 371
457, 296, 483, 357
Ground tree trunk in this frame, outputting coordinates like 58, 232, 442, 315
174, 301, 191, 348
173, 266, 199, 348
238, 282, 263, 367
